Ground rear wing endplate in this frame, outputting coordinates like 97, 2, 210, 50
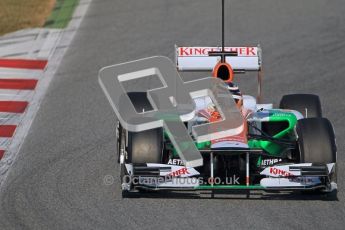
175, 45, 262, 72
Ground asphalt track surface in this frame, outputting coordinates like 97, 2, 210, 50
1, 0, 345, 229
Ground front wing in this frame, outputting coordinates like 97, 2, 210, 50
122, 162, 337, 193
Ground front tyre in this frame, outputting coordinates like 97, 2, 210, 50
127, 128, 163, 164
296, 118, 336, 164
296, 118, 337, 195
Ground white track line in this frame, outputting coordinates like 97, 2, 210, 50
0, 68, 43, 79
0, 90, 34, 101
0, 113, 23, 123
0, 138, 11, 149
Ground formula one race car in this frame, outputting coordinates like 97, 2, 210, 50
111, 45, 337, 198
99, 1, 337, 198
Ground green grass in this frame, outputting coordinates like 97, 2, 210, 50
45, 0, 79, 28
0, 0, 55, 35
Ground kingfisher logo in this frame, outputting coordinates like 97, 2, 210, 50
178, 47, 257, 56
168, 167, 190, 177
269, 167, 294, 177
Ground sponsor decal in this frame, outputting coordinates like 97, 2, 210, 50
261, 158, 282, 166
260, 163, 313, 177
178, 47, 257, 57
168, 167, 190, 177
260, 177, 321, 188
145, 163, 200, 177
290, 177, 315, 184
168, 158, 184, 166
269, 167, 294, 177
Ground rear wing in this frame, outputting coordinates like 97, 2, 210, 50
175, 45, 263, 102
175, 45, 262, 72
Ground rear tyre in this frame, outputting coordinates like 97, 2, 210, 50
127, 91, 154, 113
279, 94, 322, 118
296, 118, 336, 164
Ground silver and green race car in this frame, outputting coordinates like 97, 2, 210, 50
102, 45, 337, 198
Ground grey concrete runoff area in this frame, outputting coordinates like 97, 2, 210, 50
1, 0, 345, 229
